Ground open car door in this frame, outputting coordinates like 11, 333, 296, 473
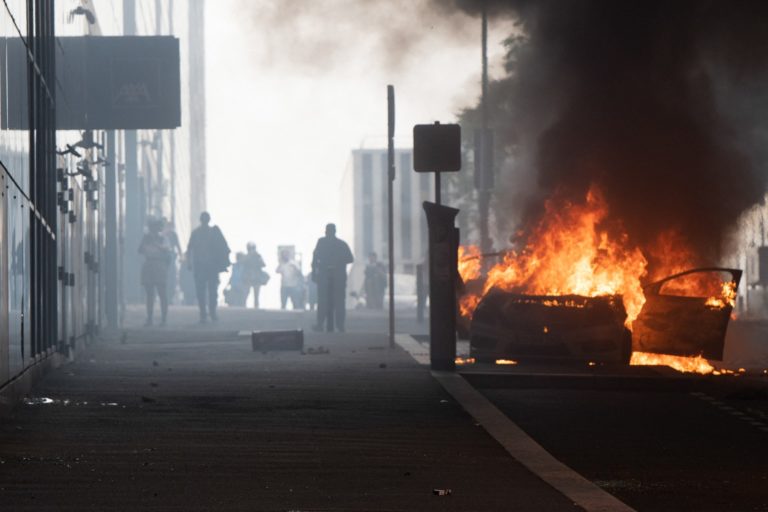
632, 268, 741, 361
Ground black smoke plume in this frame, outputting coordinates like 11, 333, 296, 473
451, 0, 768, 268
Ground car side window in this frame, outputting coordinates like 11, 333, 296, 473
658, 271, 730, 298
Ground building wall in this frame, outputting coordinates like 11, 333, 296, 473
343, 148, 430, 294
0, 0, 60, 388
0, 0, 206, 391
54, 0, 204, 307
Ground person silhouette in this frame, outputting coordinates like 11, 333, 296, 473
311, 223, 354, 332
139, 217, 171, 326
186, 212, 230, 323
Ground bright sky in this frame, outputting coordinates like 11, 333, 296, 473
205, 0, 510, 307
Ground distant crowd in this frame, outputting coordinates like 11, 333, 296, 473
139, 213, 387, 331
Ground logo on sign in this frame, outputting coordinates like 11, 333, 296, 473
113, 82, 152, 105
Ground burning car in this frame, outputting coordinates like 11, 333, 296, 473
470, 291, 632, 363
469, 267, 741, 365
632, 268, 741, 361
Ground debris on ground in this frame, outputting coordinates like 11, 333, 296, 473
432, 488, 452, 496
23, 397, 55, 405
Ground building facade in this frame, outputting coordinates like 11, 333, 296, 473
1, 0, 206, 398
55, 0, 206, 313
341, 148, 431, 295
0, 0, 59, 393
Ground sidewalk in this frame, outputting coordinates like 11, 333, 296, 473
0, 316, 580, 511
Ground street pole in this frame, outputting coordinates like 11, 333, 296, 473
479, 3, 491, 259
105, 130, 118, 329
387, 85, 396, 349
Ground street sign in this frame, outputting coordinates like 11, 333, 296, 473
413, 123, 461, 173
1, 36, 180, 130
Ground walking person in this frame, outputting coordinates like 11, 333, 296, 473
363, 252, 387, 309
311, 223, 354, 332
306, 272, 317, 311
139, 218, 172, 326
225, 252, 248, 307
186, 212, 230, 323
162, 219, 183, 305
276, 250, 303, 309
243, 242, 267, 309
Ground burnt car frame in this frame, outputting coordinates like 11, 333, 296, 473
468, 267, 741, 364
632, 267, 741, 361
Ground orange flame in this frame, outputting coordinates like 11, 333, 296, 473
458, 245, 482, 282
478, 186, 648, 326
629, 352, 716, 374
457, 184, 739, 375
459, 294, 482, 319
704, 281, 737, 309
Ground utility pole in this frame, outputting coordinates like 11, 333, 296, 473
105, 131, 118, 329
189, 0, 207, 225
387, 85, 396, 349
123, 0, 142, 304
479, 3, 492, 259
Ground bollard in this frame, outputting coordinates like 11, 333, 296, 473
423, 201, 459, 371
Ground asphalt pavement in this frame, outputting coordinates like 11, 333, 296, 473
460, 364, 768, 511
0, 306, 580, 511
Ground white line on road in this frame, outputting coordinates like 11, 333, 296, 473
691, 393, 768, 434
395, 334, 636, 512
394, 334, 430, 365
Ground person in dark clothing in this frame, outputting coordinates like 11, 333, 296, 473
186, 212, 230, 323
311, 223, 354, 332
363, 252, 387, 309
162, 219, 183, 304
139, 218, 171, 326
225, 252, 248, 307
243, 242, 267, 309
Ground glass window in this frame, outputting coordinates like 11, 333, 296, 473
361, 153, 373, 256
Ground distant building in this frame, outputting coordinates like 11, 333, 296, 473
341, 148, 432, 295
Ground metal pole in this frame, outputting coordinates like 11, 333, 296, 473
123, 0, 142, 304
189, 0, 208, 225
387, 85, 396, 349
105, 130, 118, 329
435, 172, 441, 205
479, 3, 491, 258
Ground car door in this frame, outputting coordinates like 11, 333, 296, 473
632, 268, 741, 360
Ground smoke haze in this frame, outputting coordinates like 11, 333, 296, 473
446, 0, 768, 268
236, 0, 482, 72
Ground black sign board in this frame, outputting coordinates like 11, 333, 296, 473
1, 36, 180, 130
413, 123, 461, 173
